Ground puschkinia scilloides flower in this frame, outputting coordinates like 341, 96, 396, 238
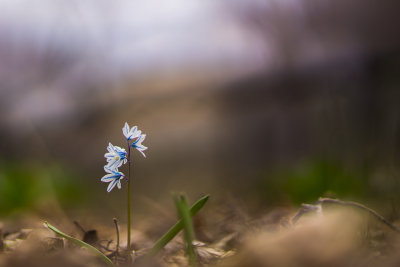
104, 142, 127, 169
122, 122, 148, 157
101, 166, 125, 192
123, 122, 141, 141
131, 133, 147, 158
101, 122, 147, 192
101, 123, 147, 252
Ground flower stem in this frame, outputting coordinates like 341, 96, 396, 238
113, 218, 120, 255
127, 140, 131, 252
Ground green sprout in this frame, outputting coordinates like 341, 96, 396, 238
148, 194, 209, 256
174, 193, 197, 267
44, 222, 114, 266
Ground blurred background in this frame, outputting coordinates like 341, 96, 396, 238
1, 0, 400, 221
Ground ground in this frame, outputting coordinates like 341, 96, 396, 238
1, 198, 400, 267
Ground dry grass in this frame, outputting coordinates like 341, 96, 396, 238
1, 199, 400, 267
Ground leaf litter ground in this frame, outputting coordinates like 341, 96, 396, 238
1, 197, 400, 267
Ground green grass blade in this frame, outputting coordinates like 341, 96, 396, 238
44, 222, 114, 266
174, 194, 197, 267
148, 194, 209, 256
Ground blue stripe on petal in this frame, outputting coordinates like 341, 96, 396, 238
107, 179, 118, 192
106, 161, 116, 169
101, 175, 114, 182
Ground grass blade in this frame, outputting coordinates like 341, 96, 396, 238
148, 194, 209, 256
44, 221, 114, 266
174, 194, 197, 267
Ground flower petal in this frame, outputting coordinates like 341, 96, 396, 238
104, 152, 115, 159
105, 160, 116, 168
107, 179, 118, 192
117, 180, 122, 189
128, 126, 138, 139
106, 160, 121, 169
138, 145, 148, 151
137, 134, 146, 145
137, 148, 147, 158
101, 174, 115, 182
107, 142, 115, 153
134, 130, 142, 139
132, 134, 146, 148
134, 128, 142, 140
115, 146, 126, 154
104, 166, 113, 173
123, 122, 130, 139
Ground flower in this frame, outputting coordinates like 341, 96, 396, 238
131, 133, 147, 158
101, 166, 125, 192
101, 123, 147, 192
104, 142, 127, 169
122, 122, 141, 141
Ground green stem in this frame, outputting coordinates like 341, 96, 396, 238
127, 141, 131, 252
175, 194, 197, 267
44, 222, 114, 266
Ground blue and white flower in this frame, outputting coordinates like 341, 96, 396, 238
101, 166, 125, 192
101, 123, 148, 192
131, 133, 147, 158
104, 142, 127, 169
122, 122, 141, 141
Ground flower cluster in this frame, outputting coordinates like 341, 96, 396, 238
101, 123, 147, 192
